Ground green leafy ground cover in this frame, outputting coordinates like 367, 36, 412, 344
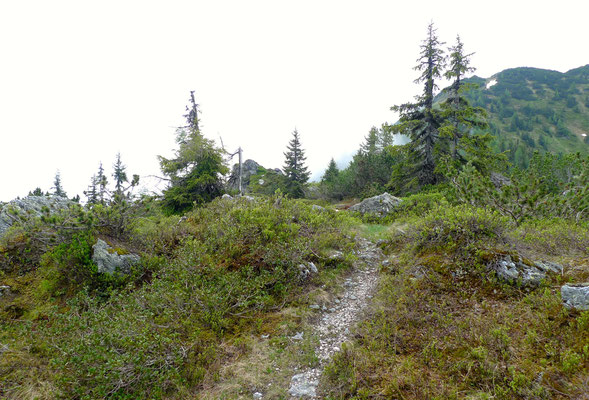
321, 201, 589, 399
0, 196, 357, 399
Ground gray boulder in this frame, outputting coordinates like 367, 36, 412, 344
349, 193, 402, 217
561, 284, 589, 310
92, 239, 140, 275
0, 195, 72, 237
488, 255, 556, 288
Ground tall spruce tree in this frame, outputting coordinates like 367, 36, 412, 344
113, 153, 128, 196
389, 22, 446, 188
282, 129, 310, 198
438, 35, 498, 175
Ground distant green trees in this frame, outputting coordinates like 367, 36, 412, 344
282, 129, 310, 198
159, 92, 228, 214
319, 127, 395, 199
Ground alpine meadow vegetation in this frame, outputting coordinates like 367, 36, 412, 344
1, 22, 589, 400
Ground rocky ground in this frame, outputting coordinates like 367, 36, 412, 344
287, 237, 384, 399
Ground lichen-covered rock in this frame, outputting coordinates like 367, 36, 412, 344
561, 284, 589, 310
348, 193, 402, 217
488, 255, 549, 287
534, 261, 563, 274
0, 195, 72, 237
92, 239, 140, 275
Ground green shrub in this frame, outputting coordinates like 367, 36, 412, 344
39, 232, 131, 297
4, 195, 355, 398
410, 204, 509, 256
512, 218, 589, 256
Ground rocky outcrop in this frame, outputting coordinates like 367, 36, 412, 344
226, 159, 263, 192
487, 254, 563, 288
561, 284, 589, 310
227, 159, 283, 193
348, 193, 402, 217
92, 239, 140, 275
0, 195, 72, 237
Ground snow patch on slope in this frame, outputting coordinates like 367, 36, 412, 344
486, 78, 498, 89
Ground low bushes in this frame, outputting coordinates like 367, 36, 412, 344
1, 195, 355, 399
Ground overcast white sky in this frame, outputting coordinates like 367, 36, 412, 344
1, 0, 588, 201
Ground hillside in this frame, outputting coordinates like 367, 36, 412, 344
458, 65, 589, 167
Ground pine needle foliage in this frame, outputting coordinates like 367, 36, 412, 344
159, 93, 228, 214
283, 129, 310, 198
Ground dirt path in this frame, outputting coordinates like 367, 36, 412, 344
287, 237, 384, 398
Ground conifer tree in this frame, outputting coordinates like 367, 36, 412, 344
53, 170, 67, 197
96, 162, 108, 204
113, 153, 128, 196
389, 22, 446, 187
282, 129, 310, 198
84, 174, 98, 205
438, 35, 497, 175
321, 158, 339, 184
29, 187, 44, 196
159, 92, 228, 214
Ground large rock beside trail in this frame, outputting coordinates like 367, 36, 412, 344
561, 284, 589, 310
487, 254, 562, 288
92, 239, 140, 275
348, 193, 402, 217
0, 195, 72, 237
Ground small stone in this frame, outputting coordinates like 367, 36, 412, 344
333, 346, 340, 352
253, 392, 263, 399
329, 308, 336, 313
261, 334, 269, 339
334, 299, 340, 304
350, 295, 357, 300
291, 332, 304, 341
309, 304, 320, 310
0, 285, 10, 297
289, 373, 318, 397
